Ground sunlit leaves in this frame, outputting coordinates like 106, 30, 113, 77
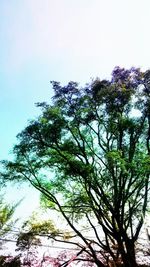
0, 196, 19, 237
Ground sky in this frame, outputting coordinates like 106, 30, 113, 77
0, 0, 150, 222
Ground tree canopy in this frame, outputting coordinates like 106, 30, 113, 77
1, 67, 150, 267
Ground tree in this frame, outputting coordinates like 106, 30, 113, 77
0, 196, 20, 265
15, 212, 61, 266
0, 195, 18, 238
1, 67, 150, 267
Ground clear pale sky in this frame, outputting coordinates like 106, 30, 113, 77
0, 0, 150, 221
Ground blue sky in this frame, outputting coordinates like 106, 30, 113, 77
0, 0, 150, 221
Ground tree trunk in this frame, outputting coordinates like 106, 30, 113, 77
122, 239, 137, 267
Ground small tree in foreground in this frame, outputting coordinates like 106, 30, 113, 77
0, 195, 18, 239
0, 195, 20, 265
1, 67, 150, 266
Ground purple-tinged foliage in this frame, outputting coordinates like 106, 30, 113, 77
111, 66, 142, 87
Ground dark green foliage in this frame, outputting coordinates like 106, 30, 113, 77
0, 255, 21, 267
1, 67, 150, 267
